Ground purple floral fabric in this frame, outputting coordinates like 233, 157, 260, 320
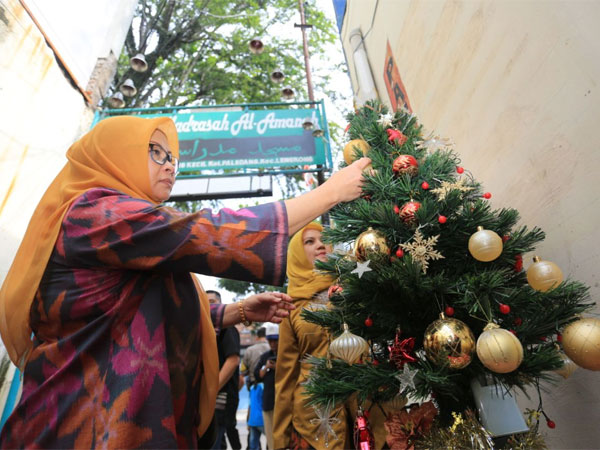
0, 188, 287, 448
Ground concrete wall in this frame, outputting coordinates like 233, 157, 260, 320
340, 1, 599, 448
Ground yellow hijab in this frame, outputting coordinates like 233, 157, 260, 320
0, 115, 217, 437
286, 223, 334, 300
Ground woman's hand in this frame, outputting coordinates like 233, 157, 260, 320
285, 157, 371, 234
221, 292, 295, 328
322, 157, 371, 203
243, 292, 295, 323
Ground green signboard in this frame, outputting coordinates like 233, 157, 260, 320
144, 108, 326, 172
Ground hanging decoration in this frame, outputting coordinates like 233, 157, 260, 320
388, 333, 418, 370
395, 363, 419, 393
392, 155, 419, 176
415, 135, 453, 153
397, 200, 421, 226
399, 230, 444, 274
387, 128, 408, 146
343, 139, 370, 165
476, 323, 523, 373
423, 313, 475, 369
329, 323, 369, 364
309, 404, 342, 448
384, 402, 438, 450
351, 260, 372, 279
561, 317, 600, 371
353, 408, 375, 450
554, 351, 578, 379
353, 228, 390, 262
468, 226, 503, 262
429, 178, 474, 201
526, 256, 564, 292
377, 112, 394, 128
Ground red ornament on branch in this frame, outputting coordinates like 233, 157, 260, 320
328, 285, 343, 299
483, 192, 492, 199
365, 317, 373, 327
395, 248, 404, 258
456, 166, 464, 174
392, 155, 418, 176
389, 334, 417, 370
514, 254, 523, 272
438, 215, 447, 224
354, 409, 375, 450
499, 303, 511, 314
445, 306, 455, 317
421, 181, 429, 190
398, 201, 421, 226
387, 128, 408, 146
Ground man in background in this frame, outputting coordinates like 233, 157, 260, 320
207, 290, 241, 450
241, 327, 270, 450
254, 325, 278, 450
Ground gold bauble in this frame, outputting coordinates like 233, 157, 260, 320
476, 323, 523, 373
526, 256, 564, 292
423, 313, 476, 369
555, 351, 578, 379
468, 226, 503, 262
343, 139, 370, 164
353, 227, 390, 262
562, 318, 600, 371
329, 323, 368, 364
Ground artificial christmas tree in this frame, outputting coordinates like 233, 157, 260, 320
302, 100, 598, 448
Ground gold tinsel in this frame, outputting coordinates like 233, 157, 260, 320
413, 409, 546, 450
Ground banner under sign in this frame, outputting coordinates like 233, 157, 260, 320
144, 108, 326, 172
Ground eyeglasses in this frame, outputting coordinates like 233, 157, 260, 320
149, 143, 179, 174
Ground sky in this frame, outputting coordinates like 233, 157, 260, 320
197, 1, 353, 304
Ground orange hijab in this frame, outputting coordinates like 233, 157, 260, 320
286, 223, 334, 300
0, 115, 217, 436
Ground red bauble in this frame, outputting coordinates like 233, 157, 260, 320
328, 285, 343, 299
438, 215, 447, 224
557, 333, 563, 342
514, 317, 523, 326
421, 181, 430, 190
387, 128, 408, 146
393, 204, 400, 214
483, 192, 492, 199
499, 303, 511, 314
509, 329, 517, 336
445, 306, 455, 316
456, 166, 464, 174
392, 154, 418, 176
502, 235, 510, 243
398, 201, 421, 225
395, 248, 404, 258
547, 420, 556, 429
365, 317, 373, 327
354, 411, 375, 450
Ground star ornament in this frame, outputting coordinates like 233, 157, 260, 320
310, 404, 342, 447
377, 112, 394, 128
395, 363, 419, 393
400, 230, 444, 274
351, 260, 372, 278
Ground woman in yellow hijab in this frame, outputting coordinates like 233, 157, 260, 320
0, 116, 370, 448
273, 223, 352, 449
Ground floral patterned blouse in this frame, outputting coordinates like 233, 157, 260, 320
0, 188, 288, 448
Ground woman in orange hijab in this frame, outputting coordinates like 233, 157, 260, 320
0, 116, 370, 448
273, 223, 352, 449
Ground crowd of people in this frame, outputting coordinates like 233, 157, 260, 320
0, 115, 370, 448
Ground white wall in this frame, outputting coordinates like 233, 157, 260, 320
0, 0, 137, 286
340, 1, 600, 447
